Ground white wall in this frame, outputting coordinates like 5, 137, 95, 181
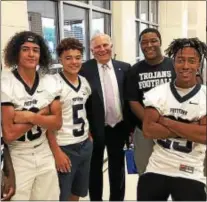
111, 1, 136, 65
187, 1, 206, 42
1, 1, 29, 67
159, 1, 188, 52
159, 1, 206, 53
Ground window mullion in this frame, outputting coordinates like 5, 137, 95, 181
149, 0, 151, 23
138, 0, 141, 19
58, 1, 64, 40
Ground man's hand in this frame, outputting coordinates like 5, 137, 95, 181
1, 174, 15, 201
54, 150, 72, 173
14, 111, 34, 124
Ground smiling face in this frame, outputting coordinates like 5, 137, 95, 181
60, 49, 82, 76
175, 47, 200, 86
90, 35, 112, 64
18, 42, 40, 69
140, 32, 162, 60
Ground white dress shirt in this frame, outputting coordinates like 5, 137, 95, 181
97, 60, 123, 126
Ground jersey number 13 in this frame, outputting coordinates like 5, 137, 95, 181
157, 139, 193, 153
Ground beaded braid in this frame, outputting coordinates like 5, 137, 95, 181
165, 38, 207, 61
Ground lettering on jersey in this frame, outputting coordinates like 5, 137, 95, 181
24, 99, 38, 107
72, 97, 83, 102
138, 71, 172, 89
170, 108, 188, 116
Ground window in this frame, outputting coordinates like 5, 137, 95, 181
92, 1, 110, 10
76, 0, 88, 3
92, 11, 111, 36
27, 0, 112, 67
135, 0, 158, 60
27, 1, 59, 63
137, 23, 148, 59
63, 4, 89, 60
140, 1, 149, 21
150, 1, 158, 24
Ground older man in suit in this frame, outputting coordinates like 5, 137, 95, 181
80, 33, 132, 201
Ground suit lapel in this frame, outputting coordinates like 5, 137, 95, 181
92, 60, 123, 105
112, 60, 123, 105
92, 61, 104, 103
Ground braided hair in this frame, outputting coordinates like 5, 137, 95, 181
165, 37, 207, 83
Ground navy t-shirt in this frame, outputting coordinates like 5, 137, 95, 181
125, 57, 176, 128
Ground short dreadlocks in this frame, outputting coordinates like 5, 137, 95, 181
165, 37, 207, 62
165, 38, 207, 83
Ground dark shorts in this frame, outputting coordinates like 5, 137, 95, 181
58, 138, 93, 201
137, 172, 206, 201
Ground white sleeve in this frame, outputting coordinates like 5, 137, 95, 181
53, 74, 62, 99
82, 76, 92, 96
85, 78, 92, 96
199, 85, 206, 118
143, 84, 167, 114
42, 74, 62, 100
1, 72, 14, 105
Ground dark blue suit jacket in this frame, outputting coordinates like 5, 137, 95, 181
80, 59, 133, 145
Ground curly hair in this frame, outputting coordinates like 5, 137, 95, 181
165, 37, 207, 62
56, 37, 84, 57
3, 31, 52, 73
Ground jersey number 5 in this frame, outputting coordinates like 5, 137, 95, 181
73, 104, 85, 137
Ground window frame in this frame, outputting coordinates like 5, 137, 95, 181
27, 0, 60, 64
135, 0, 159, 61
62, 3, 90, 60
60, 1, 112, 60
27, 0, 112, 69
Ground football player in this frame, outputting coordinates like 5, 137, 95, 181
1, 31, 62, 200
138, 37, 207, 201
47, 38, 93, 201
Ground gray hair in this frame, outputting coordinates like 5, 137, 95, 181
90, 33, 112, 49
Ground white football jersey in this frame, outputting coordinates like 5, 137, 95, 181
1, 69, 61, 150
54, 73, 91, 146
143, 82, 206, 184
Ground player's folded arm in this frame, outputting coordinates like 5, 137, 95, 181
1, 105, 33, 144
162, 115, 207, 145
30, 98, 62, 131
199, 115, 207, 125
143, 107, 177, 139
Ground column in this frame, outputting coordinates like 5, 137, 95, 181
111, 1, 136, 64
